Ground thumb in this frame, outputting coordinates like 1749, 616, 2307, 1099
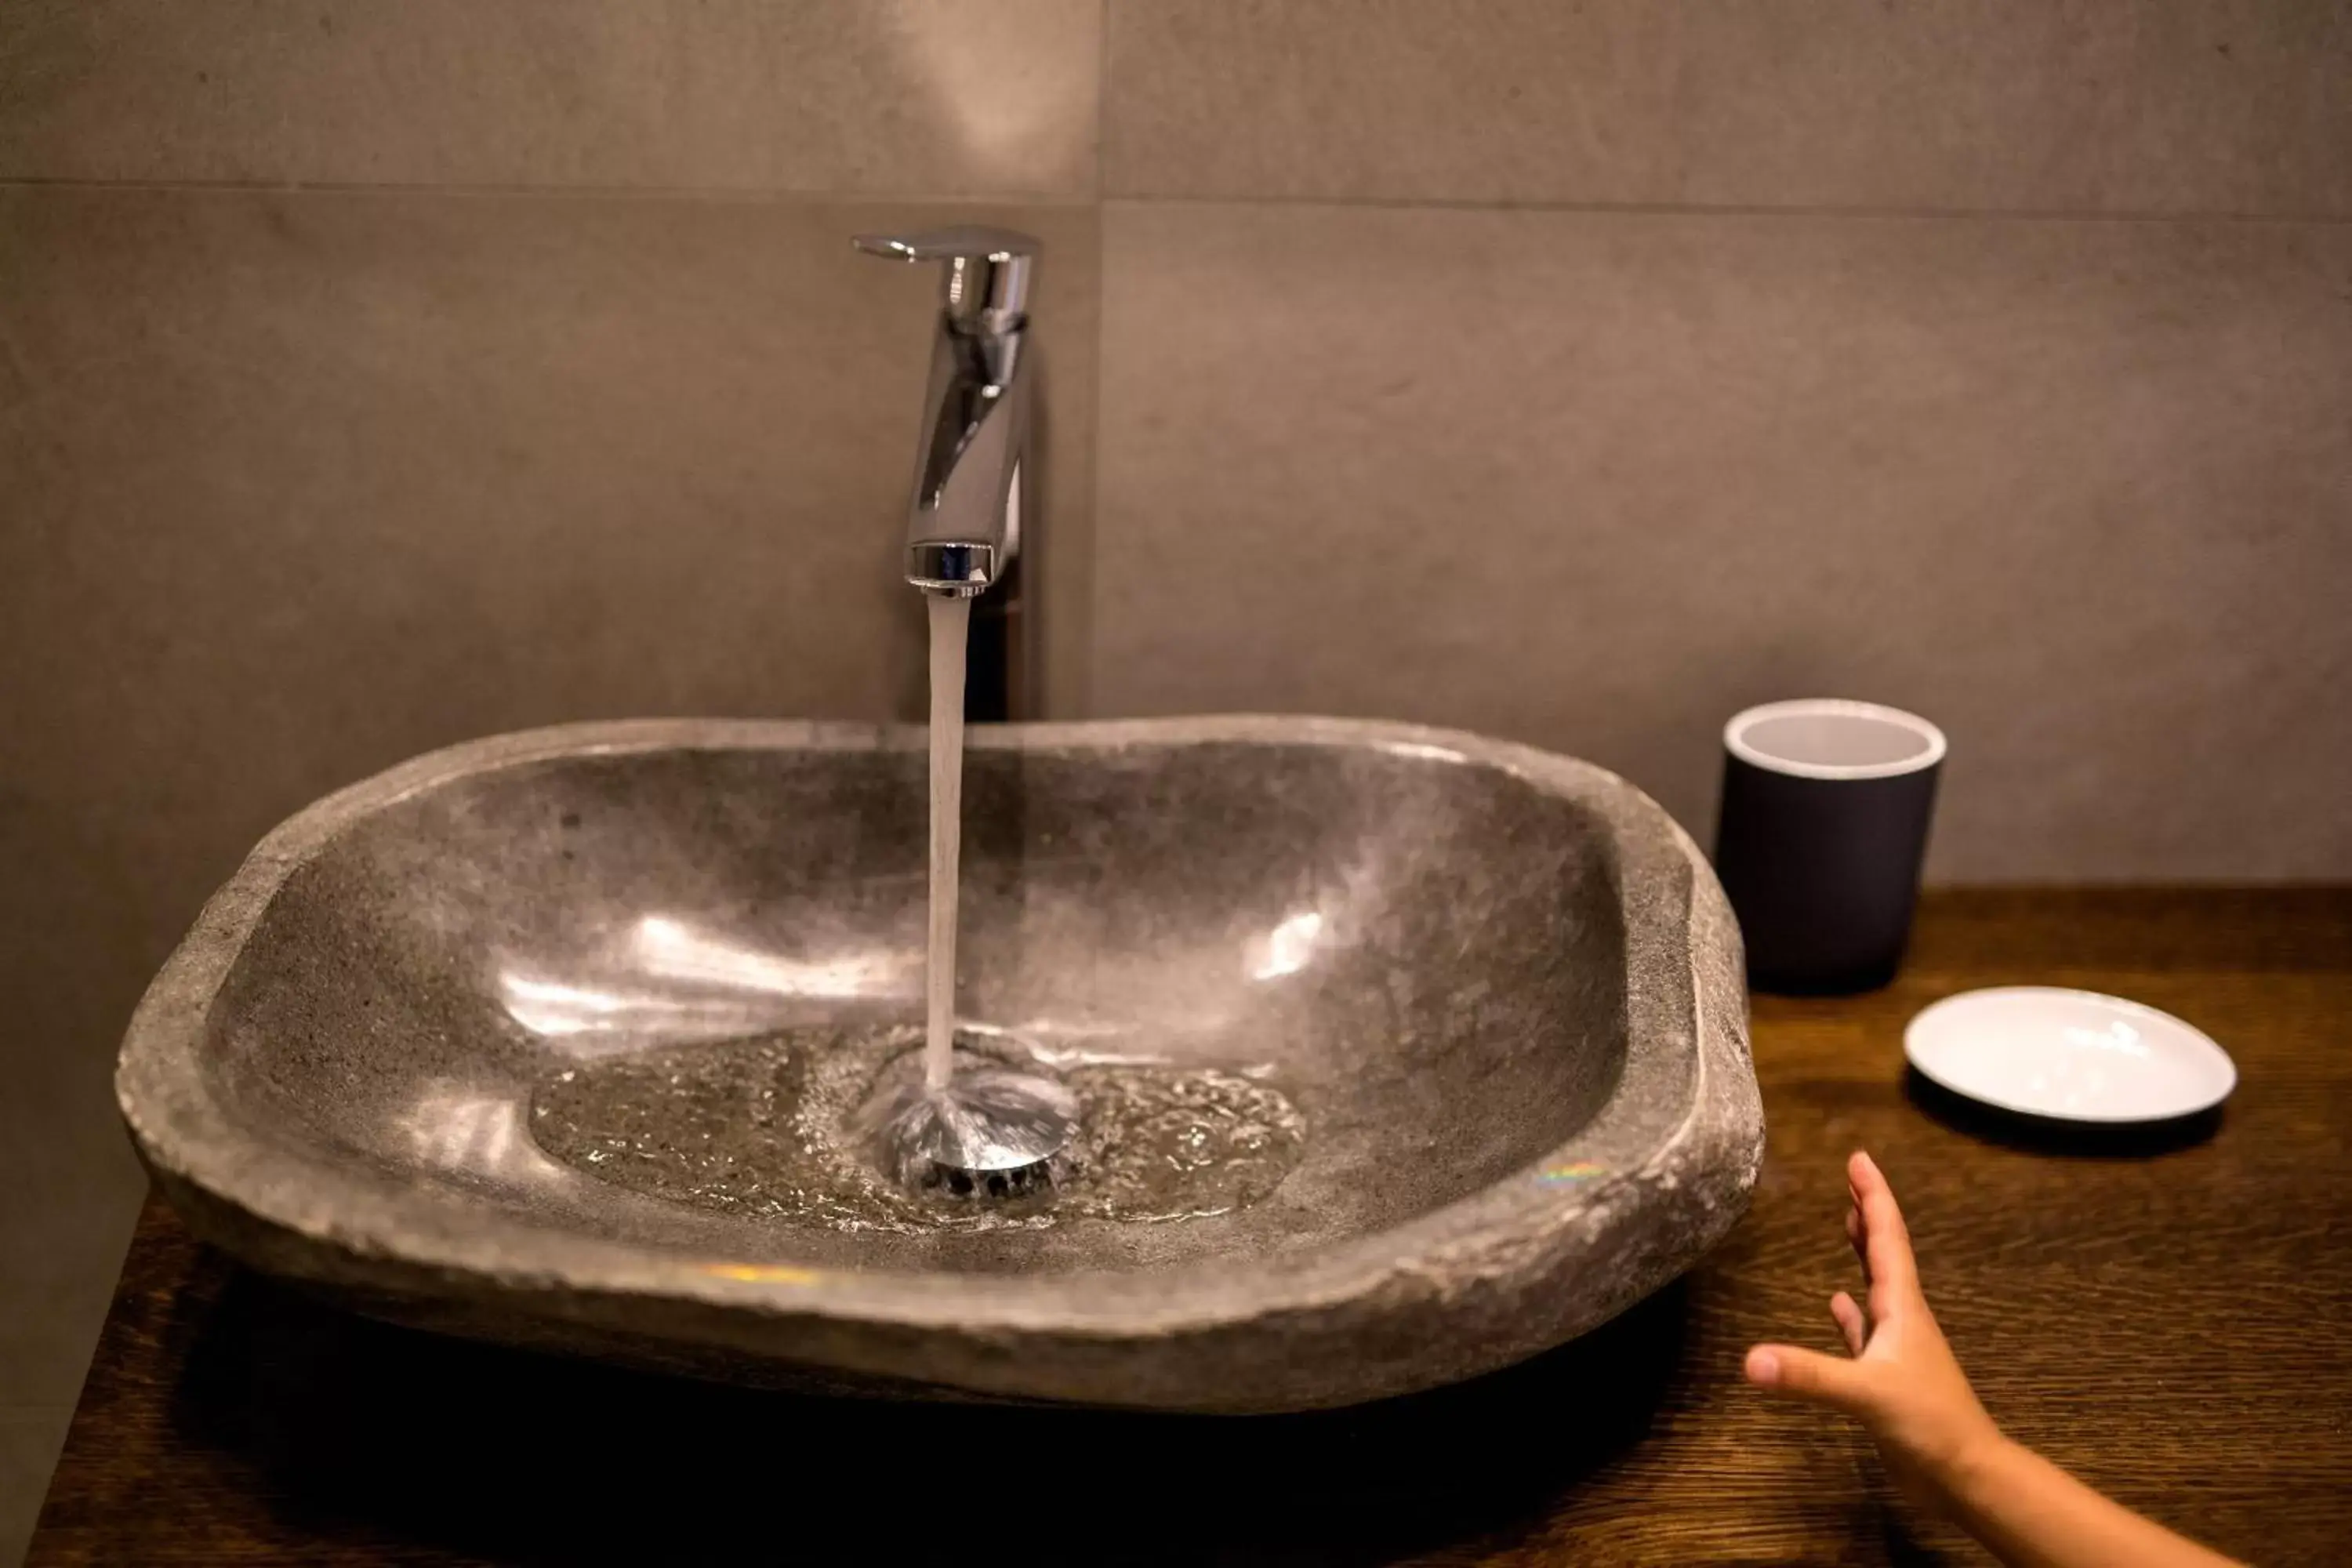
1745, 1344, 1881, 1418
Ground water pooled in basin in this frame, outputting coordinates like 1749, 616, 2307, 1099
529, 1026, 1305, 1232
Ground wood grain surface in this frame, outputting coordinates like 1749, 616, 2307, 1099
30, 889, 2352, 1566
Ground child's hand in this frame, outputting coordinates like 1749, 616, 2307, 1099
1748, 1151, 2243, 1566
1744, 1150, 1999, 1500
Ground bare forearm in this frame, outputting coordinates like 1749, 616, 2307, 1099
1933, 1436, 2241, 1568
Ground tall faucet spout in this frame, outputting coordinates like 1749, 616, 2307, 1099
855, 228, 1038, 599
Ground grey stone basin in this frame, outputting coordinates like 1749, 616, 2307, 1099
118, 716, 1762, 1413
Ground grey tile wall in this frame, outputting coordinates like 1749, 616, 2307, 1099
1092, 201, 2352, 880
0, 185, 1098, 819
1106, 0, 2352, 215
0, 0, 1103, 195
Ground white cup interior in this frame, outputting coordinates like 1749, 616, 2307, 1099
1725, 699, 1946, 781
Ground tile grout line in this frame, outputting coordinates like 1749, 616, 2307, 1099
1097, 190, 2352, 229
1094, 0, 1112, 203
1, 175, 2343, 229
0, 175, 1101, 210
1077, 0, 1113, 720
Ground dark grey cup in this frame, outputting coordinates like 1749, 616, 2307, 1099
1712, 699, 1946, 995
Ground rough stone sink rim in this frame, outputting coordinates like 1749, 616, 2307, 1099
120, 714, 1743, 1341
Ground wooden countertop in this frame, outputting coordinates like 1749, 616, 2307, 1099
31, 889, 2352, 1566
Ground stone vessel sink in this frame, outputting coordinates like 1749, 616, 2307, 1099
118, 717, 1762, 1413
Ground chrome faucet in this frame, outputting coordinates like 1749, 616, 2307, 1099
855, 226, 1039, 720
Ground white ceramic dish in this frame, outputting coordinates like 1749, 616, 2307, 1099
1904, 987, 2237, 1123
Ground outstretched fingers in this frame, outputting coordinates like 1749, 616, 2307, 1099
1848, 1151, 1921, 1313
1830, 1290, 1868, 1356
1744, 1344, 1878, 1418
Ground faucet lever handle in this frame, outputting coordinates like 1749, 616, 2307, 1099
855, 227, 1039, 333
853, 227, 1038, 263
